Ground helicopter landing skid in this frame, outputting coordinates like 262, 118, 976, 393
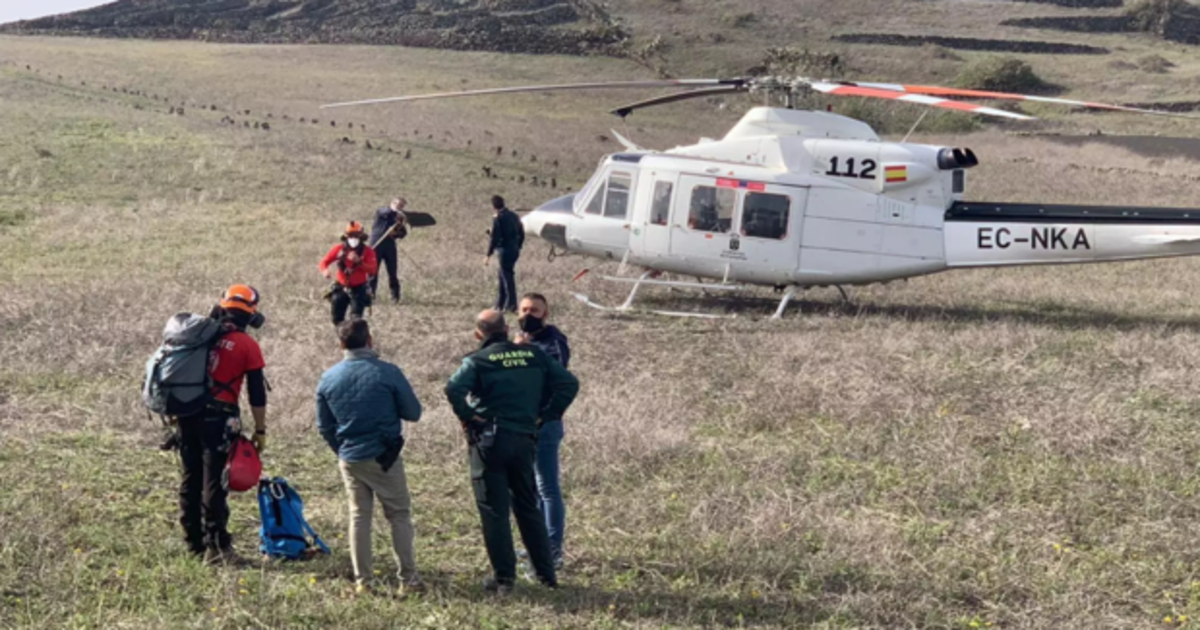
570, 271, 745, 319
570, 292, 735, 319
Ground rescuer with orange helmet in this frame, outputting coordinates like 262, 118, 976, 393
320, 221, 379, 325
178, 284, 269, 565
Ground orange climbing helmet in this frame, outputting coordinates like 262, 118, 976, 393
219, 284, 260, 314
344, 221, 366, 237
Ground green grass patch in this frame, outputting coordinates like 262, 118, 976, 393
0, 208, 28, 227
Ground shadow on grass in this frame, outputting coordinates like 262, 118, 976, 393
246, 555, 830, 625
543, 581, 830, 627
491, 556, 890, 627
629, 292, 1200, 333
209, 538, 885, 626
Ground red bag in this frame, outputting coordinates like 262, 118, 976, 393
225, 436, 263, 493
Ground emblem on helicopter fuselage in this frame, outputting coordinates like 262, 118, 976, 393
721, 236, 747, 260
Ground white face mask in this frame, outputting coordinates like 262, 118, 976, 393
347, 238, 361, 248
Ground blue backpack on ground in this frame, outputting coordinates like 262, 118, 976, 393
258, 477, 330, 560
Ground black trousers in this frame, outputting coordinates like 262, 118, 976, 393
370, 242, 401, 301
332, 283, 371, 324
494, 248, 519, 313
178, 413, 233, 553
470, 428, 556, 585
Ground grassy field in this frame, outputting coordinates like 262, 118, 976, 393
6, 25, 1200, 629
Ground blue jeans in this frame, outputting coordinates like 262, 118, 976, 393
535, 420, 565, 560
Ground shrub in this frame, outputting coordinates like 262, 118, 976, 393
0, 209, 29, 227
761, 46, 846, 77
919, 43, 963, 62
1136, 53, 1175, 73
1126, 0, 1194, 35
954, 56, 1051, 93
827, 98, 981, 135
726, 12, 757, 28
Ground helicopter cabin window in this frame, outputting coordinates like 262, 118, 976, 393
604, 172, 633, 219
741, 192, 790, 240
650, 181, 673, 225
688, 186, 736, 232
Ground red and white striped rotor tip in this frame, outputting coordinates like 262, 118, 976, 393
808, 81, 1035, 121
827, 81, 1198, 119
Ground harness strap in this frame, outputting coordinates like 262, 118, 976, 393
210, 377, 237, 398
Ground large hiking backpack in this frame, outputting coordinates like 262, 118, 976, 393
142, 313, 224, 419
258, 477, 330, 560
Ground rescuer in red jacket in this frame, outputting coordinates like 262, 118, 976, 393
320, 221, 379, 325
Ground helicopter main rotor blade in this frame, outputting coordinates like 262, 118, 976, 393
841, 82, 1200, 118
321, 79, 743, 109
808, 81, 1036, 121
610, 86, 748, 119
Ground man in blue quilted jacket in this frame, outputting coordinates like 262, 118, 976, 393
316, 317, 424, 594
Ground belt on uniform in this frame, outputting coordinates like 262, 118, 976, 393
205, 401, 240, 416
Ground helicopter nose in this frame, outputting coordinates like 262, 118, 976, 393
522, 209, 548, 238
524, 193, 575, 249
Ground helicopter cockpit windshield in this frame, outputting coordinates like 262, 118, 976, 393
575, 159, 609, 215
579, 162, 635, 221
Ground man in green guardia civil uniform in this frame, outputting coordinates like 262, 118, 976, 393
444, 309, 579, 594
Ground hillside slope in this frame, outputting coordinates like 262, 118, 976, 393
0, 0, 628, 55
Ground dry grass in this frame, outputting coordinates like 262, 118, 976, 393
4, 31, 1200, 629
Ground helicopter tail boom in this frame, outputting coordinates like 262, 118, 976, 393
943, 201, 1200, 268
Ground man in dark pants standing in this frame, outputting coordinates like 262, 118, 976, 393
514, 293, 571, 570
179, 284, 269, 565
444, 309, 579, 594
483, 195, 524, 313
319, 221, 378, 325
369, 197, 408, 304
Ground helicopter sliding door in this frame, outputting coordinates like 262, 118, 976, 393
629, 174, 678, 261
670, 175, 804, 281
735, 185, 807, 284
670, 175, 738, 277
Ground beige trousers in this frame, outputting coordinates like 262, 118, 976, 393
338, 458, 418, 584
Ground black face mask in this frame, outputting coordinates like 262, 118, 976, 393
519, 315, 544, 334
248, 312, 266, 329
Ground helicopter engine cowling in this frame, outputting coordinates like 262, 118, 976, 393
876, 144, 976, 209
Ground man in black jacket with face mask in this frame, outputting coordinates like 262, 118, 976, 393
514, 293, 570, 570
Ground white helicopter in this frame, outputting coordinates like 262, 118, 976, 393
325, 76, 1200, 318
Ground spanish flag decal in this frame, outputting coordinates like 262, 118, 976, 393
885, 165, 908, 183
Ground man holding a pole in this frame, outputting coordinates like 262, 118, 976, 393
369, 197, 409, 304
